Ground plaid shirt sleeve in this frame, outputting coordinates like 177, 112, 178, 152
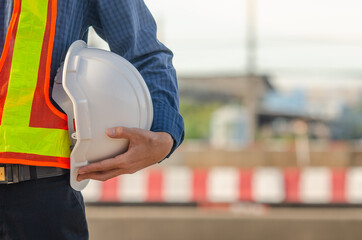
87, 0, 184, 157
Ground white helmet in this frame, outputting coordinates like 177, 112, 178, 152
53, 40, 153, 191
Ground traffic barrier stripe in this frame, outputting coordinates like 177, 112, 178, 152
239, 169, 253, 202
331, 168, 346, 203
146, 169, 163, 202
192, 169, 208, 202
208, 167, 239, 203
164, 167, 192, 202
82, 167, 360, 204
346, 168, 362, 203
300, 168, 332, 204
119, 171, 147, 202
253, 168, 285, 203
284, 168, 300, 203
100, 177, 119, 202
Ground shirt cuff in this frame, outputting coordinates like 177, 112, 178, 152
150, 102, 184, 159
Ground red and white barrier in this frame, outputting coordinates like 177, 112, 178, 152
81, 167, 362, 204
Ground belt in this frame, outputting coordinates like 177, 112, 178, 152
0, 164, 69, 184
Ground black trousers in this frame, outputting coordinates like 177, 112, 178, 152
0, 173, 89, 240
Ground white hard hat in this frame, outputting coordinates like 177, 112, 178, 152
53, 40, 153, 191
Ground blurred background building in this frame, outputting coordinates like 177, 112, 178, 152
86, 0, 362, 239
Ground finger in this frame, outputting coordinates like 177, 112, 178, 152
78, 156, 123, 174
77, 168, 126, 182
106, 126, 135, 139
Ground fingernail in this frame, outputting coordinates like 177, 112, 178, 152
78, 169, 85, 174
107, 128, 115, 137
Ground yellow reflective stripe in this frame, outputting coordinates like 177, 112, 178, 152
2, 0, 48, 126
0, 125, 70, 158
0, 0, 70, 158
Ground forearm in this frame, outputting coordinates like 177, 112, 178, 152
89, 0, 184, 157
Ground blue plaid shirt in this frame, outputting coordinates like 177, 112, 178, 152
0, 0, 184, 157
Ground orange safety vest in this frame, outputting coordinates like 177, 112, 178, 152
0, 0, 71, 169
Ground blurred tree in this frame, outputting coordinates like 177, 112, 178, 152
180, 99, 222, 140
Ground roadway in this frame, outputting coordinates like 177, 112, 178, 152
86, 205, 362, 240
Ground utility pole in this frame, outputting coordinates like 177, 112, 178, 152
246, 0, 257, 76
245, 0, 258, 143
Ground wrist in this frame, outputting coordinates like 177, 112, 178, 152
154, 131, 174, 160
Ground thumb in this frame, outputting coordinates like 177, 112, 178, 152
106, 126, 133, 139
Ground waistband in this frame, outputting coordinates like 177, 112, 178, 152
0, 164, 69, 184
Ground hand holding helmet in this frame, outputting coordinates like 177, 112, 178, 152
76, 126, 173, 182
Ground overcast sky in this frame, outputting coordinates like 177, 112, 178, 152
143, 0, 362, 89
147, 0, 362, 40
